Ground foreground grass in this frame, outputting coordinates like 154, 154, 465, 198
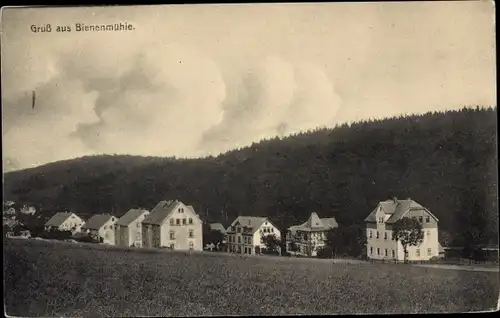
4, 239, 499, 316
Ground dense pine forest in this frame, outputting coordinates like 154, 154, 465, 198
3, 107, 498, 247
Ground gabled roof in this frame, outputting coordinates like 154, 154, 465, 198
116, 208, 149, 226
227, 216, 270, 234
142, 200, 179, 225
81, 214, 115, 230
209, 223, 227, 233
289, 213, 338, 233
44, 212, 75, 227
364, 199, 438, 224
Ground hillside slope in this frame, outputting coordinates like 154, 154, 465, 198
3, 107, 498, 246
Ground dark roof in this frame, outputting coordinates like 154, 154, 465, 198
44, 212, 75, 227
289, 213, 338, 233
81, 214, 115, 230
364, 199, 437, 224
209, 223, 227, 233
227, 216, 276, 234
142, 200, 178, 225
116, 209, 149, 226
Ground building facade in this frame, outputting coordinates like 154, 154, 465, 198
141, 200, 203, 251
226, 216, 281, 255
44, 212, 85, 234
286, 212, 338, 257
115, 208, 150, 248
81, 214, 117, 245
365, 198, 439, 261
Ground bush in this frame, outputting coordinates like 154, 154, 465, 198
40, 230, 73, 240
316, 246, 333, 259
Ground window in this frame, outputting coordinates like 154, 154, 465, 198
189, 241, 194, 250
104, 226, 107, 230
425, 216, 430, 223
170, 243, 175, 250
188, 218, 193, 224
238, 236, 241, 243
170, 231, 175, 240
377, 248, 380, 255
427, 248, 432, 256
376, 231, 379, 239
271, 228, 274, 232
385, 249, 388, 257
392, 250, 395, 258
170, 219, 174, 226
378, 217, 384, 223
182, 218, 186, 225
136, 222, 141, 228
176, 219, 180, 225
418, 216, 423, 223
369, 231, 372, 239
384, 232, 388, 240
416, 249, 421, 257
189, 230, 194, 238
370, 247, 373, 255
426, 230, 430, 237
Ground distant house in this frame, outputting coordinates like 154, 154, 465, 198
19, 230, 31, 238
286, 212, 338, 257
141, 200, 203, 251
44, 212, 85, 234
20, 205, 36, 215
226, 216, 281, 255
364, 197, 440, 261
209, 223, 227, 235
81, 214, 117, 245
3, 207, 16, 215
3, 201, 15, 208
115, 208, 150, 248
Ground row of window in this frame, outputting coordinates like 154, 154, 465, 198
169, 229, 195, 240
369, 247, 432, 257
170, 218, 194, 226
378, 215, 431, 224
369, 230, 431, 240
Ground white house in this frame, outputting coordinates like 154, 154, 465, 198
141, 200, 203, 251
364, 197, 440, 261
81, 214, 117, 245
115, 208, 150, 248
44, 212, 85, 234
226, 216, 281, 255
20, 205, 36, 215
286, 212, 338, 257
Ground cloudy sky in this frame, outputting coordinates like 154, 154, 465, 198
1, 2, 496, 171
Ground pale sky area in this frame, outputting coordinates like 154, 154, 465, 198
1, 2, 497, 171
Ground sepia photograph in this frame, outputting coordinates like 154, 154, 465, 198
1, 2, 498, 316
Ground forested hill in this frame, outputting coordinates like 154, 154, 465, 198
3, 107, 498, 246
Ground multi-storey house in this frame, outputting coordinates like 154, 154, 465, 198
115, 208, 150, 248
141, 200, 203, 251
81, 214, 117, 245
286, 212, 338, 257
226, 216, 281, 255
364, 197, 439, 261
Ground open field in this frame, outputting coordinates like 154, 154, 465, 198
4, 239, 499, 316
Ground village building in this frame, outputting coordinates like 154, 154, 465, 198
81, 214, 117, 245
141, 200, 203, 251
226, 216, 281, 255
44, 212, 85, 234
115, 208, 150, 248
20, 205, 36, 215
286, 212, 338, 257
364, 197, 440, 261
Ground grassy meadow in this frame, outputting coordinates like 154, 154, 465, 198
3, 239, 499, 316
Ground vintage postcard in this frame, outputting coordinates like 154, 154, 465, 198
1, 2, 498, 316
